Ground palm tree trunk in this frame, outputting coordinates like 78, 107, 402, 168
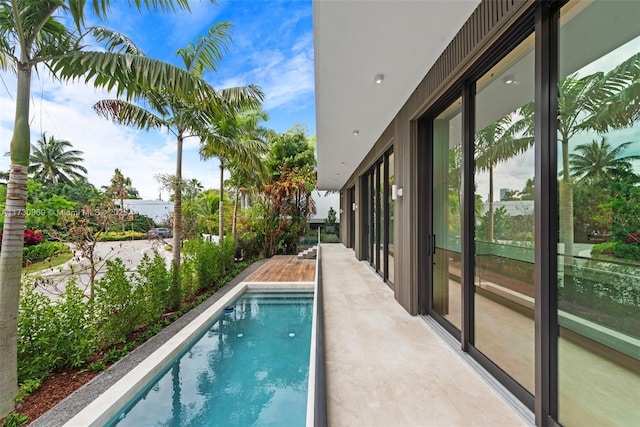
488, 165, 494, 242
170, 134, 184, 310
560, 138, 574, 257
0, 64, 32, 417
232, 189, 240, 242
219, 161, 225, 243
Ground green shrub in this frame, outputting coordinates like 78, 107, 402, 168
92, 258, 144, 346
17, 279, 94, 382
16, 379, 40, 403
592, 241, 640, 261
95, 230, 147, 241
1, 412, 28, 427
22, 241, 68, 265
183, 239, 221, 292
135, 253, 171, 324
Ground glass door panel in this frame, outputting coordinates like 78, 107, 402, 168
557, 1, 640, 425
432, 98, 462, 331
473, 34, 535, 394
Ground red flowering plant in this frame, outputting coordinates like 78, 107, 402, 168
0, 230, 44, 248
625, 232, 640, 245
23, 230, 44, 246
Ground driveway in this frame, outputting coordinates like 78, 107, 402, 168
28, 239, 173, 299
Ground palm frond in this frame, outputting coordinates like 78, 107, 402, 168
178, 22, 231, 75
91, 26, 145, 55
49, 51, 217, 102
93, 99, 167, 131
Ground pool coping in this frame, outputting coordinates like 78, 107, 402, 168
30, 259, 262, 427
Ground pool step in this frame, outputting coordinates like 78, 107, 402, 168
297, 245, 318, 259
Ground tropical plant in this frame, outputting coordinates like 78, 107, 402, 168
258, 127, 317, 257
569, 138, 640, 186
29, 133, 87, 184
199, 109, 269, 244
102, 168, 136, 231
474, 106, 534, 242
0, 0, 204, 415
556, 52, 640, 257
93, 23, 264, 309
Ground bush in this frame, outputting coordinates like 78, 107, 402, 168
593, 241, 640, 261
135, 253, 171, 324
95, 230, 147, 241
23, 241, 68, 265
92, 259, 144, 346
183, 239, 221, 292
17, 279, 94, 382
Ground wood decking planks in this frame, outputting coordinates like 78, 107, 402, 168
244, 255, 316, 282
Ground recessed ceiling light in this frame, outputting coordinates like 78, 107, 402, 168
503, 74, 518, 85
353, 130, 359, 136
340, 162, 345, 166
374, 74, 384, 84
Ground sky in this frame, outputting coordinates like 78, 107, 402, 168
0, 0, 315, 200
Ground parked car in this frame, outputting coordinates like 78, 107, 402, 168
148, 227, 171, 238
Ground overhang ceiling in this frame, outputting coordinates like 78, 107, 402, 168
313, 0, 481, 190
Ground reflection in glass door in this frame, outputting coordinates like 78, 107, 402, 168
432, 98, 463, 331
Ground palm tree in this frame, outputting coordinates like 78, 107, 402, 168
569, 138, 640, 186
557, 52, 640, 256
93, 24, 264, 309
103, 168, 134, 231
0, 0, 208, 416
29, 133, 88, 184
199, 109, 269, 244
475, 107, 534, 242
184, 178, 204, 201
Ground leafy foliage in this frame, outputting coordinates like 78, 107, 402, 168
17, 280, 94, 382
91, 259, 144, 347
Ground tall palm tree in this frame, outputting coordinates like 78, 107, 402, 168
0, 0, 209, 416
29, 133, 87, 184
475, 107, 534, 242
557, 52, 640, 256
104, 168, 134, 231
93, 24, 264, 309
199, 109, 269, 244
569, 138, 640, 185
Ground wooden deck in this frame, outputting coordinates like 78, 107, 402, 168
244, 255, 316, 282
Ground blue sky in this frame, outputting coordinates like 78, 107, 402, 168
0, 0, 315, 200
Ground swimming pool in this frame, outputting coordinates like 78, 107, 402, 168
64, 284, 315, 427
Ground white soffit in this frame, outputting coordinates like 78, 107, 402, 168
313, 0, 481, 190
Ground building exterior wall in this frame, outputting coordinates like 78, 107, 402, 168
338, 1, 640, 426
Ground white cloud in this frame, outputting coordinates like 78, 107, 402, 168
0, 71, 221, 200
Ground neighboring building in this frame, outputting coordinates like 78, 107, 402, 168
120, 200, 174, 224
314, 1, 640, 426
309, 190, 340, 229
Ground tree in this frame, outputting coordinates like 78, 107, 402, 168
569, 138, 640, 186
556, 52, 640, 256
475, 107, 533, 242
259, 127, 317, 257
0, 0, 206, 416
184, 178, 204, 201
93, 23, 263, 309
199, 109, 269, 244
29, 133, 87, 184
103, 168, 136, 231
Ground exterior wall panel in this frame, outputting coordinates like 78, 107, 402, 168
341, 0, 534, 313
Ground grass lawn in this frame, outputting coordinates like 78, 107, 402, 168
23, 252, 73, 274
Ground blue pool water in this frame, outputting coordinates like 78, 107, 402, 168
108, 291, 314, 427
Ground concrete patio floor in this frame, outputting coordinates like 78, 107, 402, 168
321, 243, 533, 426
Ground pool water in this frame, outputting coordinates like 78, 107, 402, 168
108, 291, 314, 427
